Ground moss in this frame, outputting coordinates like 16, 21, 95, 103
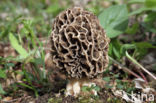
48, 97, 62, 103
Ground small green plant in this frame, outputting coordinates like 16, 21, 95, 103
81, 85, 101, 99
0, 57, 16, 98
7, 20, 52, 97
99, 5, 129, 38
48, 97, 62, 103
82, 85, 100, 93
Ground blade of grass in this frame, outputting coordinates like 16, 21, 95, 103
23, 20, 37, 49
126, 51, 156, 80
9, 33, 28, 58
109, 56, 141, 78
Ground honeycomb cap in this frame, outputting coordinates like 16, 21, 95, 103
51, 7, 110, 79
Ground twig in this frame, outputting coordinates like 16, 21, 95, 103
138, 70, 148, 84
126, 51, 156, 80
109, 56, 141, 78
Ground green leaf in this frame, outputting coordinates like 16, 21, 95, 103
145, 0, 156, 10
15, 71, 24, 75
114, 74, 119, 78
6, 63, 15, 67
82, 86, 90, 92
34, 58, 44, 65
17, 82, 38, 97
111, 39, 122, 59
0, 84, 5, 94
153, 65, 156, 71
46, 3, 64, 16
117, 84, 124, 89
103, 77, 110, 82
126, 23, 139, 34
120, 44, 136, 55
144, 12, 156, 22
113, 46, 120, 59
98, 5, 128, 38
108, 42, 113, 56
129, 7, 144, 16
0, 69, 6, 79
116, 79, 121, 83
23, 20, 37, 49
46, 3, 60, 13
133, 42, 156, 59
9, 33, 28, 58
142, 22, 156, 33
128, 7, 152, 16
129, 4, 156, 16
128, 0, 145, 4
105, 84, 113, 89
18, 82, 34, 90
143, 12, 156, 34
93, 86, 100, 92
135, 42, 156, 49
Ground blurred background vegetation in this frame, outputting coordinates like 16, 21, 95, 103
0, 0, 156, 102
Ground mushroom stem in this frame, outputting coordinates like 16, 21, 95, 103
65, 78, 97, 97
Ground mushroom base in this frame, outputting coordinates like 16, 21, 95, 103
65, 78, 97, 97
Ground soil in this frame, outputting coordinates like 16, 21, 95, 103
1, 86, 125, 103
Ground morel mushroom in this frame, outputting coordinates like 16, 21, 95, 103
51, 7, 109, 96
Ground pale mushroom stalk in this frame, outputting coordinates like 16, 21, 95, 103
50, 7, 109, 97
66, 77, 97, 97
